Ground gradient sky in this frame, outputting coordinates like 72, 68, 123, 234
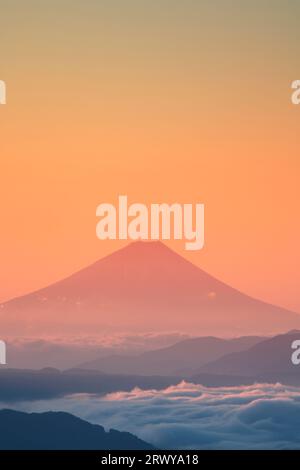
0, 0, 300, 312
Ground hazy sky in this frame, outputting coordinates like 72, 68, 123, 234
0, 0, 299, 311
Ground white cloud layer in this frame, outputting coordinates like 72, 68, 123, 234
3, 382, 300, 449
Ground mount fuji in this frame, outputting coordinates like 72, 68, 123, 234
1, 241, 299, 336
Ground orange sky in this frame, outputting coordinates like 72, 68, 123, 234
0, 1, 299, 312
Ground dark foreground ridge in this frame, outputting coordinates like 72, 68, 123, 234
0, 409, 154, 450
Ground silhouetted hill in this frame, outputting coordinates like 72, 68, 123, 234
1, 242, 299, 336
0, 409, 153, 450
197, 331, 300, 377
80, 335, 265, 376
0, 368, 181, 401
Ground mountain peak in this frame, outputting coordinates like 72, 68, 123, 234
1, 242, 300, 337
107, 240, 185, 258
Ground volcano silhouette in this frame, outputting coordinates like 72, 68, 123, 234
1, 241, 300, 336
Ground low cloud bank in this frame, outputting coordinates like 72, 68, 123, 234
4, 333, 187, 369
4, 382, 300, 449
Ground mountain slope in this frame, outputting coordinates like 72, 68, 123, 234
1, 241, 299, 336
80, 335, 265, 376
0, 409, 153, 450
197, 331, 300, 377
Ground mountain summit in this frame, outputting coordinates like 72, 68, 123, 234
1, 241, 299, 336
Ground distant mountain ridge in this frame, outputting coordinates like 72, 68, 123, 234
197, 331, 300, 377
79, 335, 266, 376
0, 409, 153, 450
0, 368, 181, 401
1, 241, 299, 336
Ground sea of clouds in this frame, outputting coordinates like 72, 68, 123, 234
4, 332, 188, 368
3, 381, 300, 449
